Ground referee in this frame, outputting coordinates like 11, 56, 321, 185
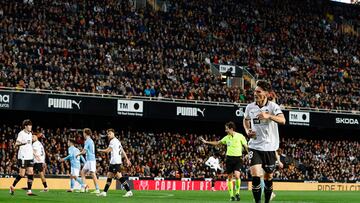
200, 121, 248, 201
243, 80, 286, 203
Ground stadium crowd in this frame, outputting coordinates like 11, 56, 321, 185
1, 0, 360, 110
0, 125, 358, 182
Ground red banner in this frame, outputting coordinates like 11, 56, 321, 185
133, 180, 248, 191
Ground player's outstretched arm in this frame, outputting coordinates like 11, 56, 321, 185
76, 149, 86, 158
98, 147, 111, 153
60, 154, 72, 162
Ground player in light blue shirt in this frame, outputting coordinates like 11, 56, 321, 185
76, 128, 100, 193
60, 139, 85, 192
84, 136, 96, 161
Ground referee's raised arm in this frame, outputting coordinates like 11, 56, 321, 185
199, 137, 221, 146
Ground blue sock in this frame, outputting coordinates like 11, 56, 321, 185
70, 179, 75, 189
95, 183, 99, 190
76, 177, 83, 186
260, 179, 265, 193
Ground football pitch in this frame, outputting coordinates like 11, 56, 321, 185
0, 190, 359, 203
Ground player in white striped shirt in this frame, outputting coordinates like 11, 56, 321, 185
97, 129, 133, 198
10, 119, 35, 196
32, 133, 48, 192
243, 80, 286, 203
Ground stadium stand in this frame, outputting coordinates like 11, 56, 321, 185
1, 0, 359, 110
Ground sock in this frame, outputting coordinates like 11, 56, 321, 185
252, 177, 261, 203
264, 180, 273, 203
235, 178, 241, 195
260, 178, 265, 194
27, 175, 34, 190
118, 177, 130, 192
81, 176, 86, 188
70, 179, 75, 189
43, 182, 48, 188
227, 179, 233, 197
12, 175, 22, 187
104, 178, 112, 192
76, 177, 83, 186
211, 178, 215, 188
95, 183, 99, 191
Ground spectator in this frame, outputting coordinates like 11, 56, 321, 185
0, 0, 359, 110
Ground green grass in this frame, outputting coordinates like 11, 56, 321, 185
0, 190, 359, 203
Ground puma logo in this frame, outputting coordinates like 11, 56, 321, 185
197, 108, 205, 117
72, 100, 82, 109
177, 107, 206, 117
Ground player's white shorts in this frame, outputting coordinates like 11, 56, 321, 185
83, 161, 96, 173
71, 168, 80, 176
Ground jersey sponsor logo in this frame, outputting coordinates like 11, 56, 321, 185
289, 111, 310, 126
335, 118, 359, 125
253, 118, 261, 124
176, 107, 205, 117
48, 98, 82, 110
117, 100, 143, 116
226, 141, 231, 146
0, 93, 11, 109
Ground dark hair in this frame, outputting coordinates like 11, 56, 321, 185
68, 139, 76, 145
256, 80, 272, 92
83, 128, 92, 136
225, 121, 236, 130
22, 119, 32, 128
106, 128, 115, 134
